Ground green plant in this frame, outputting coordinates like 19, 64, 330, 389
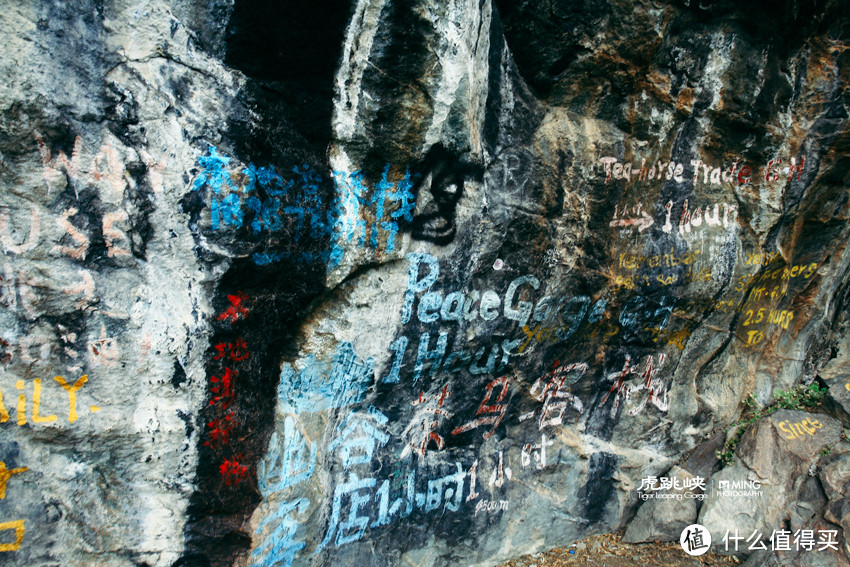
774, 383, 827, 410
821, 445, 832, 457
716, 383, 828, 465
716, 448, 735, 465
716, 424, 747, 464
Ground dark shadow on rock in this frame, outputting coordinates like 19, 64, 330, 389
176, 2, 355, 566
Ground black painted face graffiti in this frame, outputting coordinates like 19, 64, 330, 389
406, 144, 484, 245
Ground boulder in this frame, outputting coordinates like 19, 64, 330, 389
821, 335, 850, 426
623, 465, 701, 543
700, 410, 841, 547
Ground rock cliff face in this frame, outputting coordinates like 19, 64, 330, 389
1, 1, 850, 566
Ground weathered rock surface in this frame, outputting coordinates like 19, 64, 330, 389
0, 1, 849, 566
821, 333, 850, 424
699, 410, 840, 543
622, 465, 701, 543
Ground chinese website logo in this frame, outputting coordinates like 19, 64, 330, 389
680, 524, 711, 556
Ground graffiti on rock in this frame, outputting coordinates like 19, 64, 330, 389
189, 147, 419, 266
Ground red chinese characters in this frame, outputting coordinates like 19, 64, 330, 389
206, 291, 254, 486
213, 338, 250, 362
209, 367, 237, 408
217, 291, 250, 323
220, 457, 250, 486
401, 385, 451, 458
451, 375, 511, 440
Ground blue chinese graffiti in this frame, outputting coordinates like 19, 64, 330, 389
276, 342, 375, 415
189, 147, 418, 266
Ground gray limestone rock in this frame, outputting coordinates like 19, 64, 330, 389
699, 410, 841, 547
1, 1, 850, 566
622, 465, 701, 543
821, 334, 850, 426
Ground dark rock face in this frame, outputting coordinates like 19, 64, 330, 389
1, 1, 850, 566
